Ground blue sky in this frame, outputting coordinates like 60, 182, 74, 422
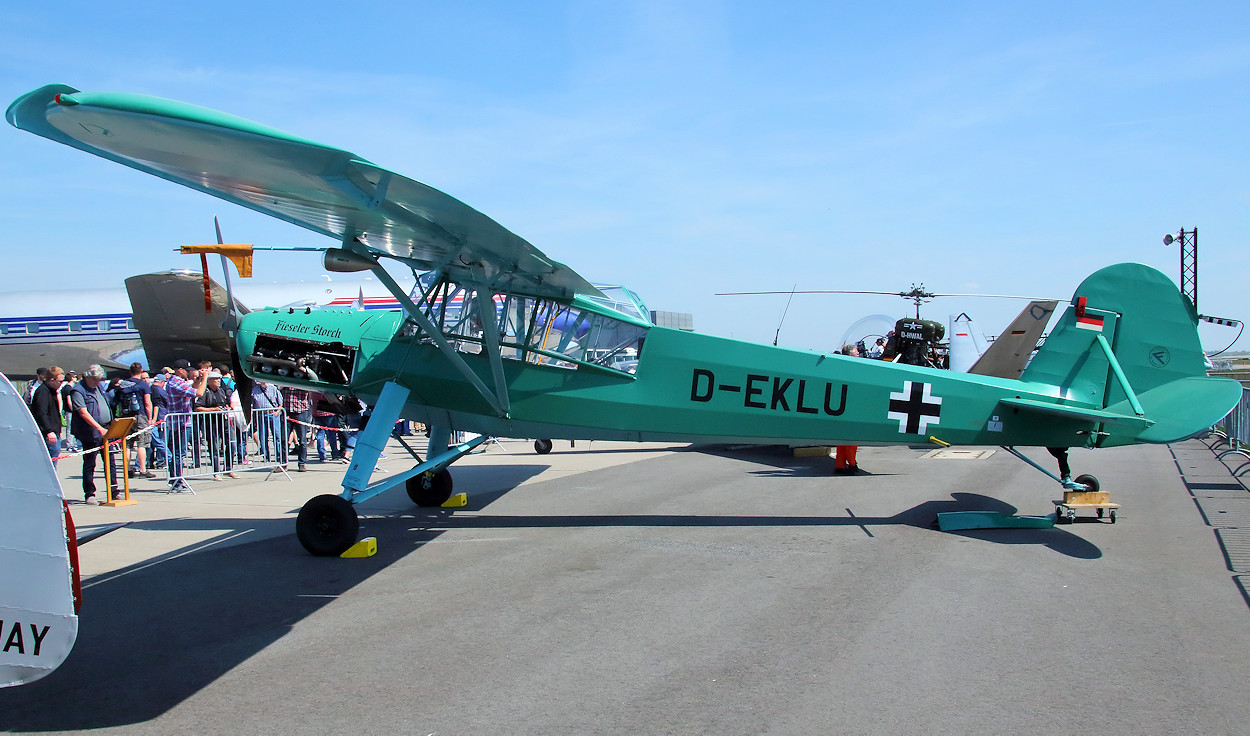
2, 1, 1248, 353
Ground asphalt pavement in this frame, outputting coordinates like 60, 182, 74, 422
3, 435, 1249, 735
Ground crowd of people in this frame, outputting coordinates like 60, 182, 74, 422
23, 359, 364, 504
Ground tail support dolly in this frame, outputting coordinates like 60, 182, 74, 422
999, 446, 1118, 524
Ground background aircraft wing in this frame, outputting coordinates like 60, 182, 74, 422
969, 300, 1058, 379
0, 372, 78, 688
7, 84, 598, 300
124, 271, 245, 370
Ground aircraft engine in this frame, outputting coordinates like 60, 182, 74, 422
888, 318, 946, 368
246, 333, 357, 386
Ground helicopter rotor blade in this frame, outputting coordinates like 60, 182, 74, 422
716, 289, 907, 296
717, 289, 1064, 301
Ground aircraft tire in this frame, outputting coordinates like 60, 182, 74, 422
534, 439, 554, 455
1074, 474, 1099, 493
297, 494, 359, 556
407, 469, 453, 507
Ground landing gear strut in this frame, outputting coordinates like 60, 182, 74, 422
1000, 446, 1118, 524
293, 381, 489, 555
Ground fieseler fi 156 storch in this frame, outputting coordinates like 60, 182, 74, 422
8, 84, 1241, 555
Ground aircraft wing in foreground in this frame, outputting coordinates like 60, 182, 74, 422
9, 85, 1241, 556
0, 372, 78, 688
6, 85, 598, 302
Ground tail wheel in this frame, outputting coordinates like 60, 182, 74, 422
407, 468, 453, 507
534, 439, 554, 455
296, 494, 359, 556
1074, 474, 1100, 493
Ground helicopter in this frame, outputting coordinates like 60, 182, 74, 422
717, 284, 1056, 372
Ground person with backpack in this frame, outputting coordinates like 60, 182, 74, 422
114, 362, 156, 479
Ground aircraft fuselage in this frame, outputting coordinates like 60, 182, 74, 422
238, 305, 1100, 450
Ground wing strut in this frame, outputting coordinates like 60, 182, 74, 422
360, 250, 509, 418
474, 290, 512, 417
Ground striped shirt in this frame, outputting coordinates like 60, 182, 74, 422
165, 374, 197, 422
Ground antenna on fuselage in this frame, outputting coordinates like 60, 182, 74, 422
773, 285, 797, 346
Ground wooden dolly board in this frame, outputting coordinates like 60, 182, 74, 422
1053, 490, 1119, 524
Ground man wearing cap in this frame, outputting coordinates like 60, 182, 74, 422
69, 364, 120, 503
195, 369, 237, 478
148, 372, 170, 469
163, 359, 208, 490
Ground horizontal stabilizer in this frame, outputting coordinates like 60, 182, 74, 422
76, 521, 132, 546
1120, 375, 1243, 444
998, 397, 1155, 429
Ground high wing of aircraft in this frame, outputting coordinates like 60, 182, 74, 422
9, 84, 1241, 556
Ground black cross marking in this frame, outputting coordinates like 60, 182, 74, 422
888, 381, 942, 434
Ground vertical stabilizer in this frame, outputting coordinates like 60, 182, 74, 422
1021, 263, 1239, 445
947, 313, 987, 373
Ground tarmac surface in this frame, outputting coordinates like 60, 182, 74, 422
4, 435, 1250, 734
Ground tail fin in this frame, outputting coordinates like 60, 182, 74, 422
970, 300, 1058, 379
1021, 263, 1240, 445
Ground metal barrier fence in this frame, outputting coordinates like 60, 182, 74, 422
1212, 386, 1250, 460
160, 407, 289, 492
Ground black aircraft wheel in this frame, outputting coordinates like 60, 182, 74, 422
407, 468, 454, 507
534, 439, 554, 455
1074, 474, 1100, 493
296, 494, 359, 556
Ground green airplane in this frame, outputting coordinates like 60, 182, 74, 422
9, 85, 1241, 555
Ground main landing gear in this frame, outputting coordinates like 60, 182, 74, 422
296, 494, 359, 556
293, 382, 485, 556
406, 468, 454, 507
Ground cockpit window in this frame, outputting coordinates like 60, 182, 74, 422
408, 277, 646, 372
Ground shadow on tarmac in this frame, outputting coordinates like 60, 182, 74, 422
0, 463, 552, 731
0, 525, 440, 732
406, 490, 1102, 559
0, 451, 1099, 729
